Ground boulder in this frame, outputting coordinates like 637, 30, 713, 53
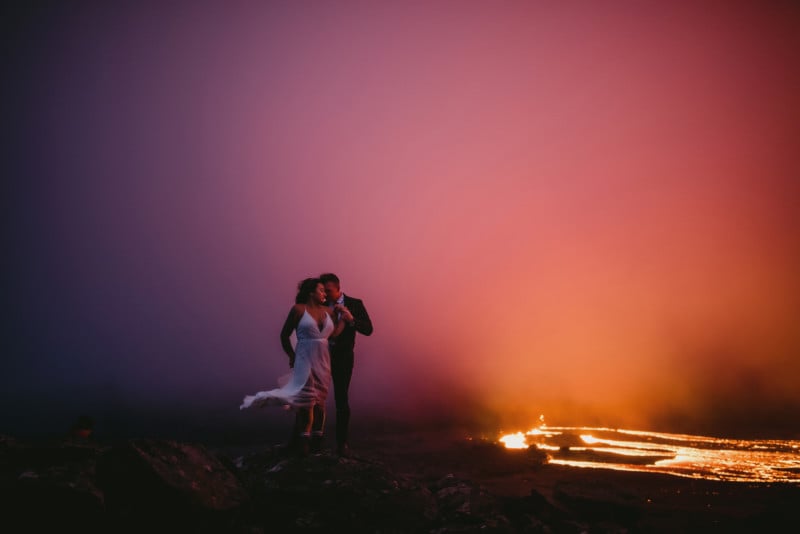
97, 439, 249, 531
1, 435, 106, 533
235, 446, 437, 532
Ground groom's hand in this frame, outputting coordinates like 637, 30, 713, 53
336, 304, 354, 323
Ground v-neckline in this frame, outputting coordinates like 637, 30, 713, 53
305, 308, 326, 332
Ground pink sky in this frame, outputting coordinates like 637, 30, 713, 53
5, 1, 799, 437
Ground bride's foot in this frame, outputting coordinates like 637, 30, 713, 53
310, 434, 324, 454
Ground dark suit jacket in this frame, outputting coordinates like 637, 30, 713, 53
331, 294, 373, 356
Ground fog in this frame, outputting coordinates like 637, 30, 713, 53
3, 1, 799, 441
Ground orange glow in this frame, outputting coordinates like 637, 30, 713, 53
499, 432, 528, 449
497, 421, 800, 483
6, 1, 799, 442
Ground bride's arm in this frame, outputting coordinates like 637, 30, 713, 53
280, 304, 303, 367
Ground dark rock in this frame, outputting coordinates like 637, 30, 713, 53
234, 445, 437, 532
2, 435, 104, 468
1, 435, 106, 533
433, 474, 499, 518
553, 478, 642, 526
430, 474, 514, 532
96, 439, 249, 532
452, 440, 549, 477
7, 429, 788, 533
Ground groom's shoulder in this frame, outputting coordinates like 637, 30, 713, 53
345, 295, 365, 305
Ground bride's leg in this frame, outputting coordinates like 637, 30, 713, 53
311, 404, 325, 453
295, 408, 311, 457
287, 411, 302, 452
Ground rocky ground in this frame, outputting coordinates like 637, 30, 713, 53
350, 428, 800, 533
2, 427, 798, 533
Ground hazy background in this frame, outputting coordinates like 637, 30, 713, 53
3, 1, 799, 443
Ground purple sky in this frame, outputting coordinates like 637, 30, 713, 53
4, 1, 800, 440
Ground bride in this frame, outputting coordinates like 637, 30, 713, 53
241, 277, 352, 455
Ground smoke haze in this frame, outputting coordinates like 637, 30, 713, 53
3, 1, 799, 441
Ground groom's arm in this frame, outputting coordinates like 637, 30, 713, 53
350, 298, 373, 336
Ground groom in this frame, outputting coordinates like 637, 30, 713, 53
320, 272, 373, 457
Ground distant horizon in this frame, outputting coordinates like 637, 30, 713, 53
3, 381, 798, 445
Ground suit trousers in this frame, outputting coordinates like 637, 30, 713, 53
331, 350, 354, 446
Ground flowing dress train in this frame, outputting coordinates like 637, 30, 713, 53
240, 310, 333, 410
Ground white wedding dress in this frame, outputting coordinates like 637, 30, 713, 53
240, 310, 333, 410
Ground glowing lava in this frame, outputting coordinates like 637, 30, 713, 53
499, 432, 528, 449
497, 420, 800, 483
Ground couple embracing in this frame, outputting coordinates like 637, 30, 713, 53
241, 273, 373, 457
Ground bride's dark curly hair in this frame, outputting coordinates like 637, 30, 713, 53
295, 277, 322, 304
